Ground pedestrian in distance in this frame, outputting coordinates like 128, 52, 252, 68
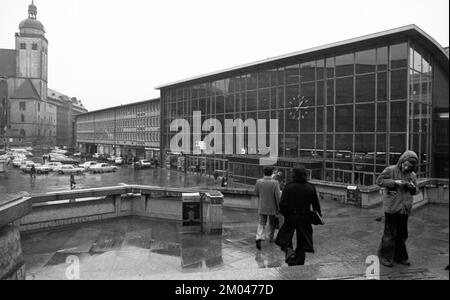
254, 167, 282, 251
376, 150, 419, 267
273, 170, 285, 191
30, 164, 36, 179
70, 173, 76, 190
275, 165, 322, 266
213, 170, 219, 183
196, 162, 201, 176
221, 172, 229, 187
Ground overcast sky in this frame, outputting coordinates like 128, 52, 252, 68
0, 0, 448, 111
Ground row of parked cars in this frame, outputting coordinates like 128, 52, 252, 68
14, 159, 118, 175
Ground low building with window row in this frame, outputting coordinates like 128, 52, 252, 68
76, 98, 160, 162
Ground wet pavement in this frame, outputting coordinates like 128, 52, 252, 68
0, 165, 230, 203
21, 197, 449, 280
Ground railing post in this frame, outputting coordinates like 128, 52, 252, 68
114, 194, 121, 216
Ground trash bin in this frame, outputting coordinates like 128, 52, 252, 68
346, 185, 359, 205
201, 191, 224, 234
181, 192, 201, 233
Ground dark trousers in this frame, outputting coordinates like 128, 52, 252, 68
275, 215, 313, 265
378, 212, 409, 261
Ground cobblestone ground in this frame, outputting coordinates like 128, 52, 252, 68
21, 198, 449, 280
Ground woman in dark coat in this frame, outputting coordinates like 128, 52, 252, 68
275, 165, 322, 266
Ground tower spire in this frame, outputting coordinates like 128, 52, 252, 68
28, 0, 37, 19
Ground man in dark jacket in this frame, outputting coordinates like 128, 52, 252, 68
376, 150, 418, 267
275, 165, 321, 266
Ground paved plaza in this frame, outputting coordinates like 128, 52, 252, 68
21, 195, 449, 280
0, 166, 233, 204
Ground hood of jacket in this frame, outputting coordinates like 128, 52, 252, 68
396, 150, 419, 172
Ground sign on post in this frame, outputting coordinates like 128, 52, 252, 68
181, 192, 201, 233
347, 185, 359, 205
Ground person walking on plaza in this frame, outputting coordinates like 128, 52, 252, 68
30, 164, 36, 179
254, 167, 281, 250
70, 173, 76, 190
275, 165, 322, 266
273, 170, 285, 191
376, 150, 419, 267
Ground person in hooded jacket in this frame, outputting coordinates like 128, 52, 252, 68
275, 165, 321, 266
376, 150, 419, 267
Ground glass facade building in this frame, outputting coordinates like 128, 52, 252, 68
157, 26, 449, 186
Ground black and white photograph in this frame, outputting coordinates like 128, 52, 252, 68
0, 0, 448, 284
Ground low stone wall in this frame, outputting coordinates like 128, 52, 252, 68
217, 178, 449, 210
0, 225, 26, 280
17, 186, 223, 235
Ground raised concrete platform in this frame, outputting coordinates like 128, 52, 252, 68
20, 199, 449, 280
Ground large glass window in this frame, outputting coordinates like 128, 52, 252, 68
301, 82, 315, 106
316, 59, 325, 80
300, 108, 315, 133
377, 47, 388, 71
390, 43, 407, 69
335, 53, 354, 77
246, 91, 257, 111
285, 134, 299, 158
391, 69, 407, 100
335, 105, 353, 132
377, 102, 387, 132
390, 134, 406, 164
326, 80, 334, 105
246, 73, 258, 90
355, 134, 374, 154
355, 104, 375, 132
390, 101, 407, 132
355, 49, 376, 74
300, 61, 316, 82
225, 95, 234, 113
259, 70, 270, 88
258, 88, 270, 111
377, 72, 387, 101
317, 81, 324, 106
285, 64, 300, 85
336, 77, 354, 104
356, 74, 375, 102
326, 57, 334, 78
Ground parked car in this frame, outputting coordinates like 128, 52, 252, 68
20, 161, 35, 172
90, 163, 118, 173
136, 160, 152, 169
58, 165, 85, 175
79, 161, 98, 170
35, 163, 50, 174
107, 155, 116, 162
73, 152, 82, 157
114, 157, 124, 165
92, 153, 102, 159
12, 157, 26, 168
46, 162, 63, 172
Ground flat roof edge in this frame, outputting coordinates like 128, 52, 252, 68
76, 97, 160, 116
155, 24, 448, 89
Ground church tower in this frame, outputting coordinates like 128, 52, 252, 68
15, 0, 48, 100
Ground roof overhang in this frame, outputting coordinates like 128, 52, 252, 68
155, 24, 449, 90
